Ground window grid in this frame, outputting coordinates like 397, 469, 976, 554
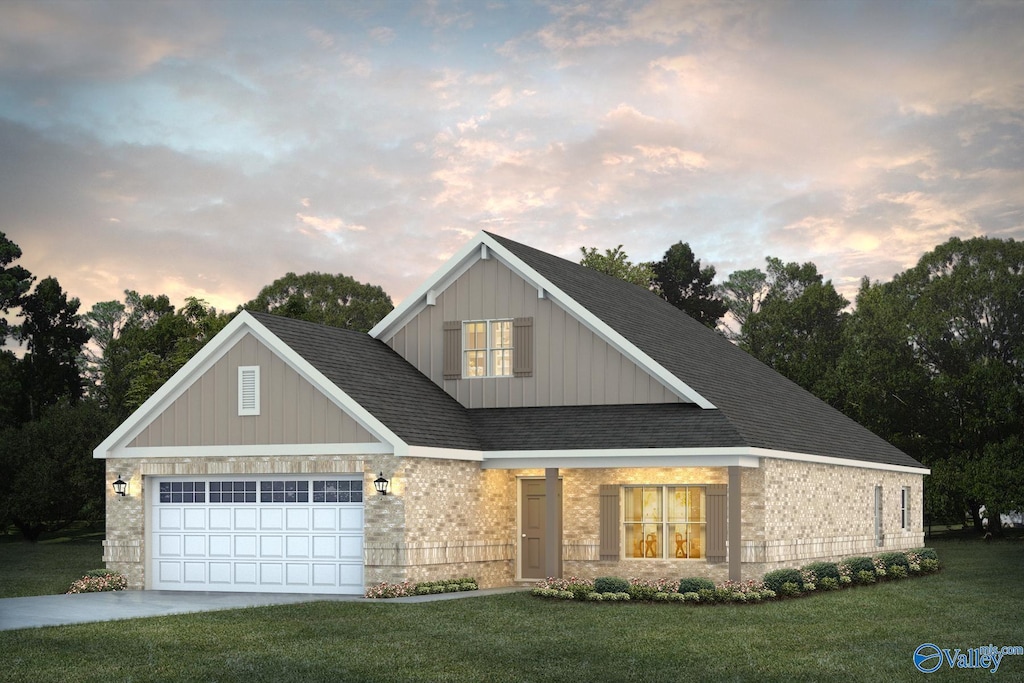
463, 320, 513, 378
157, 480, 363, 504
623, 485, 705, 560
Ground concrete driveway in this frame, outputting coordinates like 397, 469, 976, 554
0, 587, 523, 631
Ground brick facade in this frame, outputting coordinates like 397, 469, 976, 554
107, 455, 925, 591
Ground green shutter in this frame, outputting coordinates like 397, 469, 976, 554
513, 317, 533, 377
599, 485, 620, 561
706, 484, 727, 563
443, 321, 462, 380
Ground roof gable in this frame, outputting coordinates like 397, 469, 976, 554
370, 231, 713, 407
94, 311, 404, 458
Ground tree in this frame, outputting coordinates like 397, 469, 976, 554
650, 242, 728, 328
720, 268, 768, 343
91, 292, 232, 420
15, 277, 91, 421
883, 236, 1024, 534
243, 272, 393, 332
0, 400, 113, 541
579, 245, 654, 287
0, 231, 34, 341
740, 258, 849, 400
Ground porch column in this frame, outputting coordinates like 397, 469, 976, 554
728, 465, 741, 581
545, 467, 562, 578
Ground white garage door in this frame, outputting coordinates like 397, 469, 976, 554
149, 476, 364, 594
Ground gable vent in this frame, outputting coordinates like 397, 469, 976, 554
238, 366, 260, 416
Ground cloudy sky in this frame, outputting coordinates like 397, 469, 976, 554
1, 0, 1022, 318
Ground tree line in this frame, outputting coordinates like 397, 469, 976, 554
1, 230, 1019, 540
581, 236, 1024, 535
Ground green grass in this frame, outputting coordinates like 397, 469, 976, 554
0, 524, 105, 598
1, 534, 1022, 682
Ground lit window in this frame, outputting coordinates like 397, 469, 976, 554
463, 320, 513, 377
623, 486, 705, 559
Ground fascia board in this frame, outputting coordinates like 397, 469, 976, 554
105, 443, 392, 459
476, 446, 929, 474
369, 237, 485, 340
94, 311, 408, 459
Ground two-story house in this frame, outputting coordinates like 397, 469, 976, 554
94, 231, 928, 594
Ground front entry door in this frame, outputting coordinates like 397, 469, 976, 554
520, 478, 561, 579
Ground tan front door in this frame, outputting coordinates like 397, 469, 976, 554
520, 478, 561, 579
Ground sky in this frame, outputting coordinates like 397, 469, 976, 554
1, 0, 1022, 318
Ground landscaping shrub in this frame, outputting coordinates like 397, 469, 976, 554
820, 576, 840, 591
876, 551, 909, 570
888, 565, 908, 579
779, 581, 801, 597
627, 583, 659, 601
762, 568, 803, 594
678, 577, 715, 594
913, 547, 938, 561
840, 556, 875, 578
66, 570, 127, 594
921, 558, 939, 572
802, 561, 840, 582
856, 570, 876, 585
594, 576, 629, 594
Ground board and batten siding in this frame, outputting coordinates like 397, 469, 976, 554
128, 333, 379, 448
384, 257, 682, 409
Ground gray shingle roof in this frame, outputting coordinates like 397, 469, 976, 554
248, 311, 480, 450
486, 232, 926, 469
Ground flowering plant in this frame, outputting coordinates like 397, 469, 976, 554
364, 580, 415, 599
66, 570, 128, 594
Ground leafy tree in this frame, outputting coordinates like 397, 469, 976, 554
739, 258, 849, 399
882, 236, 1024, 534
92, 292, 231, 420
0, 400, 114, 541
243, 272, 393, 332
650, 242, 728, 328
15, 277, 91, 421
579, 245, 654, 287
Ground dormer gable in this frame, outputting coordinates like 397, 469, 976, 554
370, 231, 714, 409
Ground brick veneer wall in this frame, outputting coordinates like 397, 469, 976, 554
366, 457, 517, 588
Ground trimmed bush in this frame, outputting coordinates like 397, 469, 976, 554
840, 556, 875, 577
627, 584, 659, 601
913, 547, 938, 561
921, 558, 939, 573
856, 570, 876, 584
820, 576, 839, 591
779, 581, 801, 597
763, 568, 803, 594
678, 577, 715, 594
888, 565, 908, 579
594, 577, 629, 594
802, 561, 840, 582
876, 551, 909, 570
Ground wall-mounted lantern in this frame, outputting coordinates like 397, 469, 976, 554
374, 472, 389, 496
112, 475, 127, 497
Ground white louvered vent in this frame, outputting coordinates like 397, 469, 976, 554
238, 366, 260, 416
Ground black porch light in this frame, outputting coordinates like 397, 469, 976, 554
373, 472, 389, 496
112, 475, 127, 497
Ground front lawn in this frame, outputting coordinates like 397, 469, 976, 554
1, 534, 1021, 681
0, 525, 104, 598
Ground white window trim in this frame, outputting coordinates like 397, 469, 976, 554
901, 486, 910, 530
463, 319, 513, 378
238, 366, 260, 416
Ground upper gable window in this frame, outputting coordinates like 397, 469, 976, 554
464, 320, 513, 378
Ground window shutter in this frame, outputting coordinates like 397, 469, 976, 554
706, 484, 727, 562
443, 321, 462, 380
599, 484, 620, 561
238, 366, 260, 416
513, 317, 533, 377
